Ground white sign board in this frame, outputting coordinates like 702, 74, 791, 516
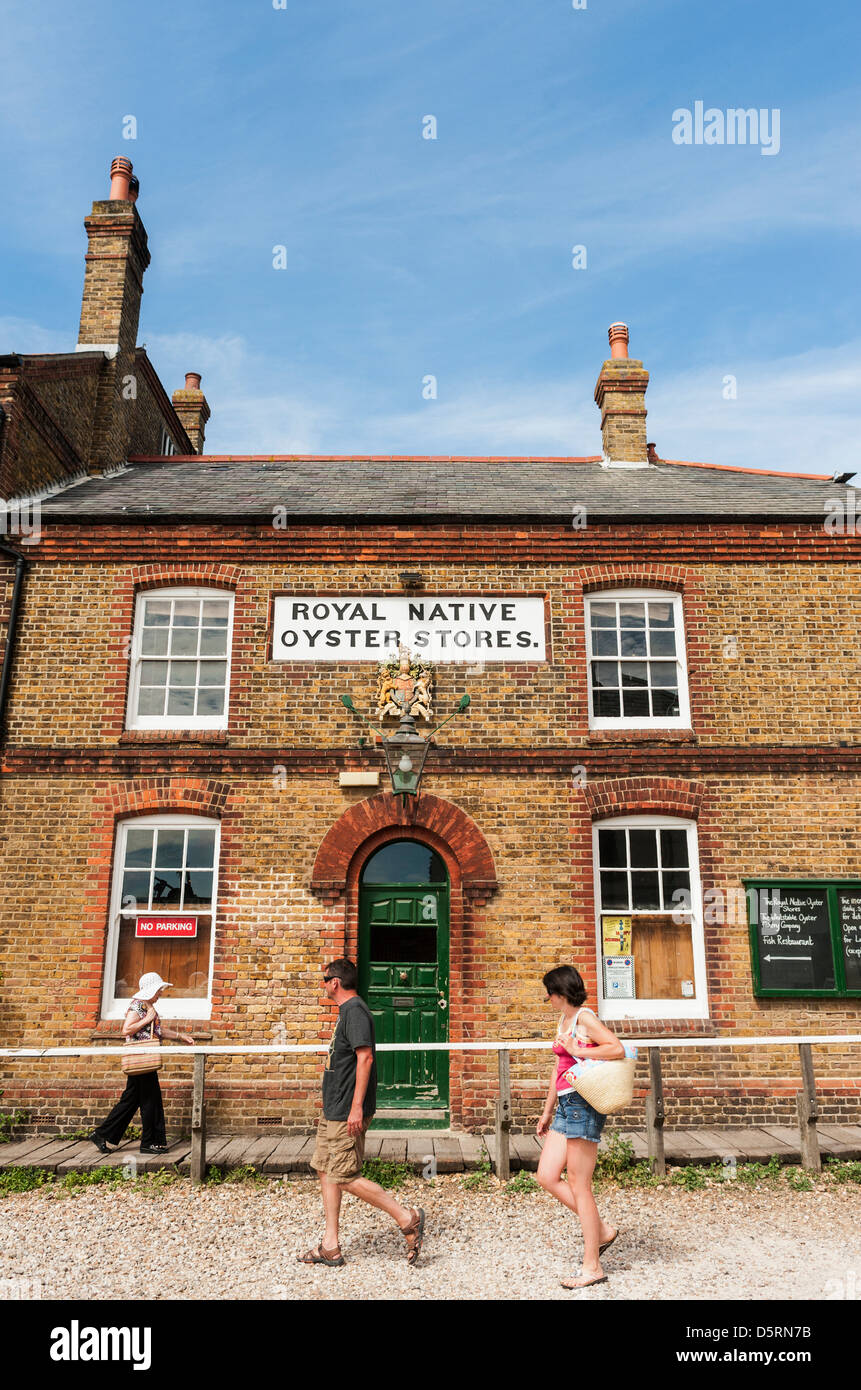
603, 955, 635, 1001
272, 596, 547, 662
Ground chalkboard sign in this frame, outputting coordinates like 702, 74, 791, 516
753, 886, 835, 993
837, 891, 861, 992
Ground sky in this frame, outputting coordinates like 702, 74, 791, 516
1, 0, 859, 470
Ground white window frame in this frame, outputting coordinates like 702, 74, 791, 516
101, 814, 221, 1021
592, 815, 708, 1020
585, 588, 691, 730
159, 427, 177, 457
126, 586, 234, 731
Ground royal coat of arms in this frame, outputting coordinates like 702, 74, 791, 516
376, 647, 434, 722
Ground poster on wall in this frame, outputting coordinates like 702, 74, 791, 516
603, 955, 635, 1000
602, 915, 632, 955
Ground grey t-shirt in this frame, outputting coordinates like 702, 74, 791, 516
322, 996, 377, 1122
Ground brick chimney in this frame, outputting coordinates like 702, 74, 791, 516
77, 157, 151, 471
171, 373, 211, 454
594, 323, 650, 465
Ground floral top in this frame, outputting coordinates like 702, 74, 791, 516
126, 997, 162, 1042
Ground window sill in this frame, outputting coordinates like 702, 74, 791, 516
91, 1026, 214, 1041
587, 728, 697, 743
119, 730, 229, 745
604, 1018, 717, 1037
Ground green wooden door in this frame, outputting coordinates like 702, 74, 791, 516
358, 857, 449, 1110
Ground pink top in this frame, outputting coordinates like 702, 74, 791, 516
553, 1006, 597, 1094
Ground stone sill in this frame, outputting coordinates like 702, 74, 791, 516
90, 1027, 214, 1042
118, 731, 229, 745
587, 729, 698, 743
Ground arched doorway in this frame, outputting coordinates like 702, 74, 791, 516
358, 839, 449, 1113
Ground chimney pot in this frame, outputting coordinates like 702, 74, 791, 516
108, 156, 134, 201
608, 322, 629, 359
184, 372, 202, 392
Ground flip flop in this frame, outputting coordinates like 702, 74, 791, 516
561, 1273, 608, 1290
297, 1243, 345, 1267
598, 1229, 619, 1256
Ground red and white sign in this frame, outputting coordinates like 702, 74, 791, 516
135, 916, 197, 939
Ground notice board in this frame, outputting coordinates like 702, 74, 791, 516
746, 880, 861, 997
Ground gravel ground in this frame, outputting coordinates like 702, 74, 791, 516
2, 1176, 858, 1301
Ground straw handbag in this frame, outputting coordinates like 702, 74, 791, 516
570, 1054, 636, 1115
121, 1040, 162, 1075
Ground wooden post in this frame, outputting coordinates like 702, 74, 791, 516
796, 1042, 821, 1173
495, 1048, 511, 1180
645, 1047, 666, 1178
190, 1053, 207, 1184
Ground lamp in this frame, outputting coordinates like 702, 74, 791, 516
340, 692, 470, 803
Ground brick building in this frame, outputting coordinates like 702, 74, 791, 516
1, 158, 860, 1138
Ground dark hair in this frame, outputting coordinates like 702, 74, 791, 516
542, 964, 586, 1006
325, 958, 358, 991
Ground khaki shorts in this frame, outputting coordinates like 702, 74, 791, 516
310, 1117, 370, 1183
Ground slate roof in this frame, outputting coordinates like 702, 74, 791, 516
38, 454, 857, 521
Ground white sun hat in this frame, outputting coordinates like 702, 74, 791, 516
133, 972, 173, 1001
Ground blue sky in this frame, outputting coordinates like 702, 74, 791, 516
1, 0, 859, 469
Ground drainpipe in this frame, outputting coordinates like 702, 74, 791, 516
0, 541, 27, 747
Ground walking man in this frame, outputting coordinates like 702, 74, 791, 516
298, 958, 425, 1267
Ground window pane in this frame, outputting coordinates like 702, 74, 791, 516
660, 829, 689, 867
591, 629, 618, 656
151, 871, 182, 905
592, 661, 619, 688
648, 601, 674, 627
173, 600, 200, 626
620, 629, 647, 657
167, 687, 196, 716
619, 602, 645, 627
186, 829, 217, 867
593, 689, 620, 717
600, 871, 629, 910
140, 660, 168, 687
169, 661, 197, 687
361, 840, 448, 884
590, 602, 616, 628
140, 627, 169, 657
202, 600, 230, 626
137, 687, 165, 717
631, 871, 661, 909
622, 688, 650, 717
650, 662, 678, 688
196, 687, 225, 716
155, 829, 185, 868
663, 871, 691, 910
198, 661, 227, 686
651, 689, 680, 717
121, 871, 151, 911
169, 628, 198, 658
598, 829, 627, 867
649, 629, 676, 656
629, 829, 658, 867
124, 829, 155, 868
143, 601, 170, 627
621, 662, 648, 687
183, 871, 213, 907
199, 628, 228, 657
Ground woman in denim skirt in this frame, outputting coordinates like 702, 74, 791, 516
536, 964, 626, 1290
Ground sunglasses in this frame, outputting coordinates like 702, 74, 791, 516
322, 974, 336, 983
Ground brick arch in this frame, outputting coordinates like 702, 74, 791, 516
582, 776, 704, 820
106, 777, 232, 819
310, 792, 498, 903
578, 563, 693, 593
129, 562, 244, 590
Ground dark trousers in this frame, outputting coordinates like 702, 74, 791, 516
93, 1070, 166, 1147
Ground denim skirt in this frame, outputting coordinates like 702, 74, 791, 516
550, 1090, 606, 1143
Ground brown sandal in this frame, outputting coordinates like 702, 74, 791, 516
399, 1207, 426, 1265
297, 1242, 345, 1267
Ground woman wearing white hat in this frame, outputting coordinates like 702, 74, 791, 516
89, 973, 194, 1155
